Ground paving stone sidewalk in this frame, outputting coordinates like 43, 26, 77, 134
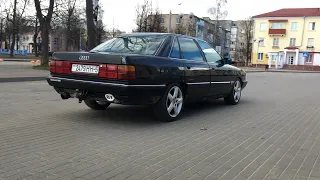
1, 72, 320, 179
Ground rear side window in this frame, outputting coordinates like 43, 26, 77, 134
178, 37, 204, 61
196, 39, 223, 65
90, 35, 168, 55
170, 38, 181, 59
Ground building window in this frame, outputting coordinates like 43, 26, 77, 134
231, 34, 236, 38
273, 38, 279, 46
258, 53, 263, 60
271, 23, 283, 29
306, 54, 313, 63
241, 43, 244, 46
231, 42, 234, 45
289, 38, 296, 46
271, 55, 278, 61
231, 27, 237, 34
176, 18, 181, 24
258, 38, 264, 46
307, 38, 314, 47
260, 23, 266, 31
291, 22, 298, 31
309, 22, 316, 30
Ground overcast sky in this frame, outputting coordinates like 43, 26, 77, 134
101, 0, 320, 32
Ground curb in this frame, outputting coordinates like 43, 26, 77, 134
3, 59, 34, 62
0, 59, 40, 63
0, 77, 47, 83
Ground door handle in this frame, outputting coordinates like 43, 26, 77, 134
211, 67, 215, 70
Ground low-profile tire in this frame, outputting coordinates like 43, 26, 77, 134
153, 83, 184, 122
224, 79, 242, 105
84, 99, 111, 110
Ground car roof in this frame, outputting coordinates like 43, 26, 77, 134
118, 32, 203, 41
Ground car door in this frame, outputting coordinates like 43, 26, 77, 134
196, 39, 232, 96
172, 37, 211, 98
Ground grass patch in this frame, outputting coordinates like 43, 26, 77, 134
33, 65, 50, 71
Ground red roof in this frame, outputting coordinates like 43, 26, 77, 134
253, 8, 320, 18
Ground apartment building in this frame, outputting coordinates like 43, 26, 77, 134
160, 14, 234, 55
252, 8, 320, 69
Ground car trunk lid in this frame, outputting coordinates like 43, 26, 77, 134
50, 52, 135, 81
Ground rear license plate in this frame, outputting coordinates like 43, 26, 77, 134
71, 64, 99, 74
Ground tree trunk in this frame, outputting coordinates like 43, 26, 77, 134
86, 0, 96, 50
0, 19, 3, 49
33, 16, 38, 56
10, 34, 16, 57
16, 35, 19, 50
66, 18, 70, 51
10, 0, 18, 57
40, 23, 50, 66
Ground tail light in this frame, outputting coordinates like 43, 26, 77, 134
50, 60, 135, 80
98, 64, 135, 80
50, 60, 71, 74
118, 65, 136, 80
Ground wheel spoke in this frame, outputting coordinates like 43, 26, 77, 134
173, 106, 179, 115
168, 94, 174, 101
167, 102, 174, 112
173, 87, 179, 98
234, 81, 239, 90
176, 98, 183, 104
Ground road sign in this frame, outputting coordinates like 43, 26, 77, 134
303, 52, 308, 57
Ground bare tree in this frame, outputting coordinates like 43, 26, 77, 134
55, 0, 84, 51
95, 2, 106, 44
174, 21, 186, 35
147, 7, 167, 33
34, 0, 55, 66
7, 0, 29, 57
134, 0, 151, 32
207, 0, 228, 47
236, 18, 254, 66
86, 0, 96, 50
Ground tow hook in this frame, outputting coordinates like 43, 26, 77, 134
75, 89, 87, 103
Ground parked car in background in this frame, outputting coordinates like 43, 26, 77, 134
46, 33, 248, 122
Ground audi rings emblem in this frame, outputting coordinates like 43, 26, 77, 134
79, 55, 90, 60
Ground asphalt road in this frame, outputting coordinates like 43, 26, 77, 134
1, 72, 320, 180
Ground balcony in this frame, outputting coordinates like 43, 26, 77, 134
268, 29, 286, 36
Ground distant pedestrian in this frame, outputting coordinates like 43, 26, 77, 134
265, 64, 269, 71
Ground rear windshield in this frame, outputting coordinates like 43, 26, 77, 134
90, 34, 168, 55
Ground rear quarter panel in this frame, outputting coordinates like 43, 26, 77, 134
125, 56, 184, 86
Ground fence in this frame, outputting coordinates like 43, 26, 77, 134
0, 49, 28, 56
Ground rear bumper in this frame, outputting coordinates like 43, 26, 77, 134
46, 76, 166, 105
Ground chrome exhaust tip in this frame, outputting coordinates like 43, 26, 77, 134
105, 94, 115, 102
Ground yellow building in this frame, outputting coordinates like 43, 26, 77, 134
252, 8, 320, 69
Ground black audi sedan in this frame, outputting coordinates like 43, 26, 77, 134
47, 33, 248, 122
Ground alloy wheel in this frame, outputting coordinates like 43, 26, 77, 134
234, 80, 242, 102
166, 86, 183, 117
